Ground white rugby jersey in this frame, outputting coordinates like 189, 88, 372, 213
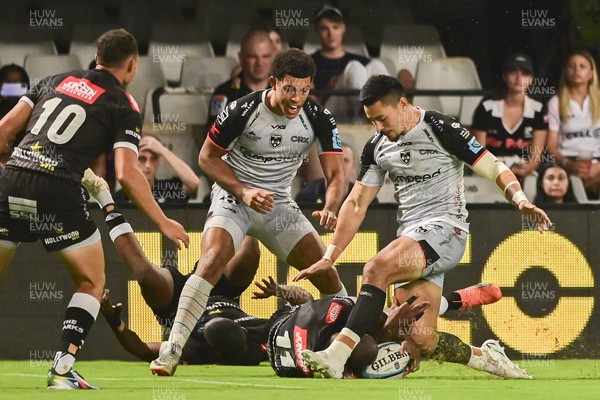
547, 95, 600, 158
207, 89, 343, 198
358, 108, 487, 233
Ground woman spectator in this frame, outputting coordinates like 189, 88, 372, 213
546, 49, 600, 198
471, 53, 548, 181
534, 164, 577, 204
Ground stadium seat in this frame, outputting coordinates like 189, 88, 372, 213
569, 175, 591, 204
127, 56, 167, 123
0, 24, 57, 66
379, 24, 446, 79
70, 23, 122, 67
148, 24, 214, 85
24, 55, 83, 87
155, 91, 210, 125
225, 23, 250, 59
413, 57, 482, 125
463, 174, 507, 203
118, 0, 185, 48
302, 23, 369, 57
522, 174, 537, 201
180, 56, 238, 89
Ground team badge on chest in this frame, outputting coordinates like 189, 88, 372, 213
400, 150, 411, 165
270, 133, 282, 148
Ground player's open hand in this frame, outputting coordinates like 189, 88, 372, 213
293, 258, 334, 282
385, 295, 430, 335
242, 188, 274, 214
311, 210, 337, 230
160, 218, 190, 249
518, 200, 552, 232
252, 276, 278, 299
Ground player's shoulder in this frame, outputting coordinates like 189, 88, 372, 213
217, 89, 263, 124
303, 97, 331, 117
360, 132, 386, 164
423, 109, 464, 132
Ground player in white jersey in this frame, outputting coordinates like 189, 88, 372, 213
297, 75, 552, 379
150, 49, 348, 376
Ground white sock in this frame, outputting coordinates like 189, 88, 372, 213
53, 352, 75, 375
324, 327, 359, 365
168, 275, 213, 353
466, 346, 484, 370
439, 296, 449, 315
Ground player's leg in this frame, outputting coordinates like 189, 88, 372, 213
286, 231, 345, 295
83, 169, 175, 311
212, 236, 261, 298
438, 283, 502, 315
302, 235, 424, 378
48, 236, 104, 390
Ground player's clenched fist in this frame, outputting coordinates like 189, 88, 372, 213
242, 187, 275, 214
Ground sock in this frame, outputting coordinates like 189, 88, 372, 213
53, 293, 100, 374
211, 275, 244, 299
323, 327, 357, 363
439, 296, 449, 315
428, 332, 472, 364
345, 284, 387, 337
320, 283, 348, 298
467, 346, 486, 370
101, 204, 133, 242
445, 292, 463, 312
168, 275, 213, 352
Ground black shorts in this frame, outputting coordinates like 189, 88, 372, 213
0, 168, 97, 252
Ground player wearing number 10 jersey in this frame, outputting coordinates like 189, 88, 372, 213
0, 29, 189, 390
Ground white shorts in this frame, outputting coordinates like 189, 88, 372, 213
204, 185, 317, 262
395, 221, 467, 289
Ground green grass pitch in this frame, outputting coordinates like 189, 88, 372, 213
0, 359, 599, 400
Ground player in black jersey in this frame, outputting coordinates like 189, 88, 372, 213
0, 29, 189, 390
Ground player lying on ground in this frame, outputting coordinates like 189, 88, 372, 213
83, 170, 501, 369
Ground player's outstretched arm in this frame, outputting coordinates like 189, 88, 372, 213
114, 147, 189, 248
471, 150, 552, 232
199, 139, 274, 214
313, 153, 347, 230
252, 276, 314, 305
294, 183, 379, 281
100, 289, 159, 362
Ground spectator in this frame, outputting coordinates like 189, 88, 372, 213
310, 4, 388, 122
471, 53, 548, 181
547, 49, 600, 198
114, 135, 199, 204
534, 163, 577, 204
207, 29, 276, 127
295, 142, 378, 204
0, 64, 29, 164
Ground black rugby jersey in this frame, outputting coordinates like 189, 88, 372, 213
8, 69, 141, 181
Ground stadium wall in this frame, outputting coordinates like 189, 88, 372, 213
0, 204, 597, 362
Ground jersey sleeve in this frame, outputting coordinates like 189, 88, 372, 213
424, 110, 485, 166
546, 95, 560, 132
357, 133, 386, 187
470, 99, 489, 131
113, 96, 142, 155
207, 93, 258, 150
20, 76, 54, 108
303, 100, 343, 154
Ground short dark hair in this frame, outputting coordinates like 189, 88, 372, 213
271, 48, 316, 81
204, 317, 247, 364
95, 29, 138, 68
360, 75, 406, 106
0, 64, 29, 86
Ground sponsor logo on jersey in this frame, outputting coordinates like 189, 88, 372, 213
392, 167, 442, 184
240, 146, 303, 163
400, 150, 411, 165
396, 141, 412, 147
291, 135, 309, 143
125, 127, 141, 141
240, 100, 255, 117
270, 133, 282, 148
299, 114, 309, 130
332, 128, 342, 150
219, 194, 239, 205
451, 122, 461, 129
271, 124, 286, 129
217, 106, 230, 125
211, 95, 227, 116
419, 149, 439, 155
293, 327, 311, 375
56, 76, 105, 104
467, 137, 483, 154
245, 131, 260, 141
326, 302, 343, 324
43, 230, 80, 245
229, 100, 237, 110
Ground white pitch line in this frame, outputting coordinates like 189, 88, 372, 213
1, 373, 301, 390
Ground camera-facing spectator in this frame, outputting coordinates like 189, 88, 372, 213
534, 163, 577, 204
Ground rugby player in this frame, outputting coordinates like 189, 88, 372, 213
150, 48, 351, 376
0, 29, 188, 390
298, 75, 552, 379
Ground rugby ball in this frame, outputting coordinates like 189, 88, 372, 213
360, 342, 412, 379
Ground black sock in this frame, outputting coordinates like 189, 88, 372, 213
444, 292, 462, 311
58, 306, 96, 354
211, 275, 244, 299
428, 332, 472, 364
345, 284, 387, 337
